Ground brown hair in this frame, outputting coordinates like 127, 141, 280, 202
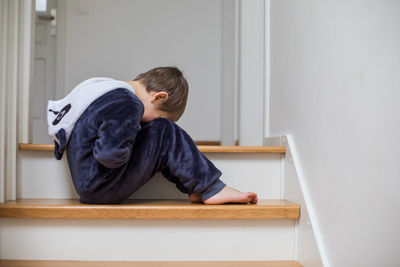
134, 67, 189, 122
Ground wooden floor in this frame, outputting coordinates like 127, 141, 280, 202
0, 261, 303, 267
0, 199, 299, 220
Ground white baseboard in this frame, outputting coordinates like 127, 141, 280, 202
263, 136, 285, 146
265, 135, 329, 267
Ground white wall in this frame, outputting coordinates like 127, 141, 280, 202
269, 1, 400, 266
61, 0, 225, 141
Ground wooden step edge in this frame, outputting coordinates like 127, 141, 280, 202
0, 260, 303, 267
197, 145, 286, 153
19, 143, 286, 154
0, 199, 300, 220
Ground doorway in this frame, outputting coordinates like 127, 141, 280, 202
32, 0, 57, 143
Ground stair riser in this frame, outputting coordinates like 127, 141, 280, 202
0, 218, 295, 261
18, 151, 282, 199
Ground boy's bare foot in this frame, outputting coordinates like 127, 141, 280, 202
203, 186, 258, 205
189, 193, 202, 203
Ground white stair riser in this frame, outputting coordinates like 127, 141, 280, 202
0, 218, 295, 261
18, 151, 282, 199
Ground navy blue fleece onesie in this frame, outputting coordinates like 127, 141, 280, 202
64, 88, 225, 204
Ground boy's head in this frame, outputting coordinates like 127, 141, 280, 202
133, 67, 189, 122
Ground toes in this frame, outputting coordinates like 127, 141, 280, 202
203, 189, 258, 205
251, 195, 258, 204
247, 192, 258, 204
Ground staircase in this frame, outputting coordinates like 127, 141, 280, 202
0, 143, 308, 266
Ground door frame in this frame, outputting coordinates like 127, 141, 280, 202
0, 0, 34, 202
221, 0, 269, 146
238, 0, 268, 146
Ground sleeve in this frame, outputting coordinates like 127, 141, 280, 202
93, 90, 144, 169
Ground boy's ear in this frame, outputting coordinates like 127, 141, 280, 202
152, 91, 168, 103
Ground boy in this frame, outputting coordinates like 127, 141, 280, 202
48, 67, 257, 205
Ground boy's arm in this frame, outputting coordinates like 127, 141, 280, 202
93, 90, 144, 169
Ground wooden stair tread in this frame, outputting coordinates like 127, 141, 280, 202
19, 143, 286, 154
0, 260, 303, 267
0, 199, 299, 219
